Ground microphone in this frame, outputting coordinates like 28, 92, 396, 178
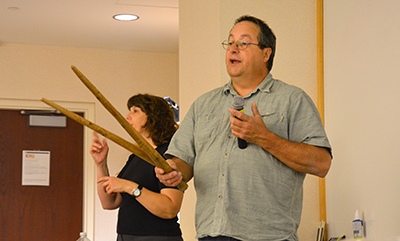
232, 96, 248, 149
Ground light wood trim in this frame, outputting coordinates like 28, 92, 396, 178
317, 0, 325, 126
317, 0, 328, 240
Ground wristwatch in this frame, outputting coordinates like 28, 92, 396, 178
132, 185, 143, 198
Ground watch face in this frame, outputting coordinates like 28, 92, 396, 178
133, 188, 141, 197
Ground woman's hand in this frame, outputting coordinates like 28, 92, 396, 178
90, 132, 109, 166
97, 176, 132, 195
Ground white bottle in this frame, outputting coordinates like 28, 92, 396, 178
353, 210, 364, 239
77, 232, 91, 241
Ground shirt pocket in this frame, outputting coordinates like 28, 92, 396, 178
194, 113, 221, 146
261, 111, 288, 139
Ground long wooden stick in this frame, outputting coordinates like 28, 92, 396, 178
40, 98, 155, 166
70, 66, 188, 191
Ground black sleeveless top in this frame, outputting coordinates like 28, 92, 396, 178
117, 142, 181, 236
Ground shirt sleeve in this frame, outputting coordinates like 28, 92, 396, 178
288, 90, 331, 152
165, 101, 197, 167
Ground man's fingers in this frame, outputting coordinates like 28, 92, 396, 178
166, 159, 177, 169
155, 166, 165, 175
229, 108, 246, 121
251, 102, 261, 117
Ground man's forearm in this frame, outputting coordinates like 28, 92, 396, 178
256, 130, 331, 177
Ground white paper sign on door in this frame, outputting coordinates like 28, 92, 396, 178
22, 150, 50, 186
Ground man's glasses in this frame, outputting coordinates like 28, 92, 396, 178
221, 40, 260, 50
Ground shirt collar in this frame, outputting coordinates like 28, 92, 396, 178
223, 73, 274, 97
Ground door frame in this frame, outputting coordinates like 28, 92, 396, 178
0, 98, 95, 240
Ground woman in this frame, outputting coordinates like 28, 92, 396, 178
90, 93, 183, 241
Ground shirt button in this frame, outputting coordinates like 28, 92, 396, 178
221, 174, 224, 177
218, 195, 223, 199
223, 153, 227, 156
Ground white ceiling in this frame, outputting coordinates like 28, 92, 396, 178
0, 0, 179, 53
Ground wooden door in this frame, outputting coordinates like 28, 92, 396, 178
0, 109, 84, 241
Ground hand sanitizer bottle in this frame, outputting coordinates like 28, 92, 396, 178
353, 210, 364, 239
77, 232, 91, 241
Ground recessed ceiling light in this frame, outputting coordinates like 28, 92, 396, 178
113, 14, 139, 21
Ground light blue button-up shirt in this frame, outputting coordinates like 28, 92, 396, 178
166, 74, 331, 241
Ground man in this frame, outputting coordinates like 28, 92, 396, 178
156, 15, 332, 241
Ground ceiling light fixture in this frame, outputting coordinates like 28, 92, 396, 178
113, 14, 139, 21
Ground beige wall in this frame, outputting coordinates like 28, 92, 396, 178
178, 1, 221, 240
179, 0, 320, 240
0, 43, 178, 241
325, 1, 400, 239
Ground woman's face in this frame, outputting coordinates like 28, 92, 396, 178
125, 106, 148, 137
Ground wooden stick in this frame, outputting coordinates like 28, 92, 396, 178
40, 98, 155, 166
70, 66, 188, 191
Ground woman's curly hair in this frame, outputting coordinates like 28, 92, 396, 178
127, 93, 178, 147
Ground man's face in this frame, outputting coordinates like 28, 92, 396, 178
225, 21, 270, 82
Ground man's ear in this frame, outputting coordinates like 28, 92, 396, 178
263, 47, 272, 63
